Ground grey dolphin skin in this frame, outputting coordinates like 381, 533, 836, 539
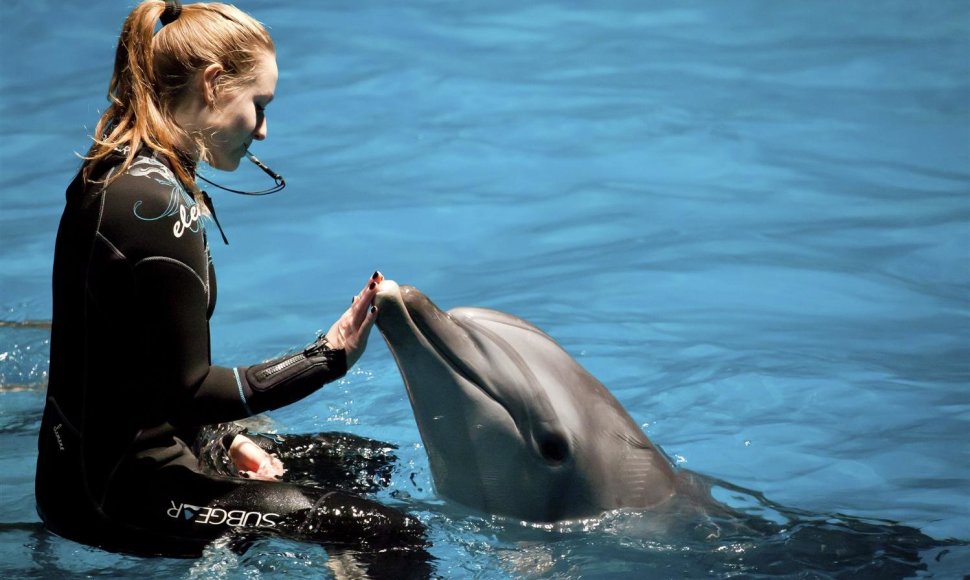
375, 281, 700, 522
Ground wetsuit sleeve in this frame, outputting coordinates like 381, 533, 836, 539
189, 336, 349, 421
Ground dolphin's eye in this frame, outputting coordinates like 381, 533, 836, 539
539, 433, 569, 464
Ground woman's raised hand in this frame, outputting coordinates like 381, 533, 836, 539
325, 271, 383, 369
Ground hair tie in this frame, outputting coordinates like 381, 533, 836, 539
160, 0, 182, 26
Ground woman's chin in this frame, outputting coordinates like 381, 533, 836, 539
208, 156, 243, 172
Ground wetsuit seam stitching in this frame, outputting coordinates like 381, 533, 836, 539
133, 256, 209, 294
311, 491, 339, 511
233, 367, 254, 416
93, 167, 117, 238
94, 231, 127, 261
204, 247, 211, 306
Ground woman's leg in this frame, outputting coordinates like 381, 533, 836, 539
103, 463, 432, 576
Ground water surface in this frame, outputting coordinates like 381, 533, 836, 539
1, 1, 968, 577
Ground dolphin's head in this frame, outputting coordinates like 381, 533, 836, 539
375, 281, 677, 521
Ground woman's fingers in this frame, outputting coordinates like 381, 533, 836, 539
352, 282, 377, 327
358, 303, 378, 344
338, 303, 378, 368
230, 436, 286, 481
257, 454, 285, 478
350, 271, 383, 328
325, 271, 383, 368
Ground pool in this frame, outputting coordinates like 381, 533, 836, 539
1, 0, 968, 577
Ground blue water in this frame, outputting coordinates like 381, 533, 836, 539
2, 0, 969, 577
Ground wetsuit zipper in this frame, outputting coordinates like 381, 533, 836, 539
253, 337, 333, 382
254, 354, 304, 382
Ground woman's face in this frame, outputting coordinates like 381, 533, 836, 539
200, 51, 278, 171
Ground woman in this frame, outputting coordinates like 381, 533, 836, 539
35, 0, 428, 570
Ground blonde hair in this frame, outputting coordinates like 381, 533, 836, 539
84, 1, 275, 202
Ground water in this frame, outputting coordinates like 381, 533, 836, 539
2, 0, 968, 577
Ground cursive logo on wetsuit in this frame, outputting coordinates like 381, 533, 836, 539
129, 156, 205, 239
172, 203, 201, 238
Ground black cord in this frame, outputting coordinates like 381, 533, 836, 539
197, 152, 286, 196
197, 174, 285, 196
196, 152, 287, 245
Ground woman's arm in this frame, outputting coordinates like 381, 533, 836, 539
106, 168, 380, 425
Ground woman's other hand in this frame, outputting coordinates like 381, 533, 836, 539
229, 434, 285, 481
325, 271, 383, 369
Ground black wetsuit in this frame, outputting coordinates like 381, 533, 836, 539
36, 149, 428, 573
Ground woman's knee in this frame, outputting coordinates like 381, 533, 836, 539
281, 491, 428, 550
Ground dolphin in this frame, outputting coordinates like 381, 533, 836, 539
375, 281, 699, 522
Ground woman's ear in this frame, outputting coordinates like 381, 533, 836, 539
201, 63, 225, 107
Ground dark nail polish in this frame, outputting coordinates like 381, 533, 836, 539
369, 281, 376, 290
370, 305, 378, 314
372, 271, 381, 280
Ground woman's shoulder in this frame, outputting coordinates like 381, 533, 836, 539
101, 150, 186, 208
96, 150, 208, 257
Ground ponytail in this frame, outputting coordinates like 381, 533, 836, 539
83, 1, 274, 204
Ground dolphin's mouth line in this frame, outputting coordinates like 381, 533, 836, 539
403, 301, 513, 417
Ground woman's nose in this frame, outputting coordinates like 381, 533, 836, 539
254, 117, 268, 141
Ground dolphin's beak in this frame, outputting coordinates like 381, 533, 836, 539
374, 281, 483, 387
374, 279, 411, 345
374, 280, 450, 354
375, 280, 430, 335
374, 279, 403, 319
375, 280, 448, 335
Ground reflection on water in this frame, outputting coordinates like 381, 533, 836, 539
0, 322, 49, 392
